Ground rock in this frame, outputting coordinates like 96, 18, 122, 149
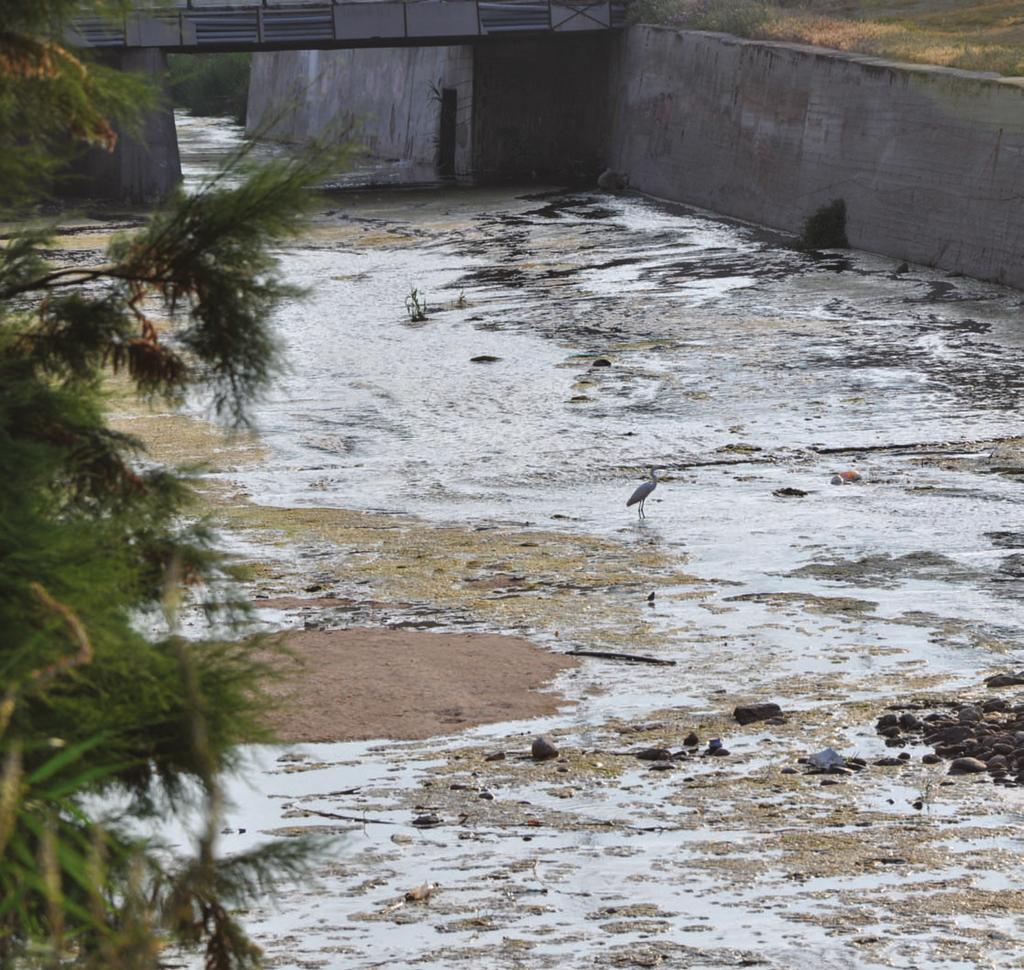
531, 736, 559, 761
876, 714, 899, 730
781, 767, 798, 775
958, 706, 982, 724
836, 469, 862, 483
412, 813, 442, 827
928, 725, 974, 745
484, 751, 506, 762
470, 355, 501, 363
734, 702, 783, 725
948, 757, 988, 775
683, 732, 700, 747
709, 747, 730, 757
591, 357, 612, 368
898, 713, 924, 732
873, 757, 904, 767
922, 753, 941, 765
636, 747, 673, 761
830, 475, 844, 485
895, 262, 910, 274
983, 698, 1009, 712
478, 790, 495, 800
985, 672, 1024, 688
773, 487, 808, 498
878, 726, 901, 739
987, 754, 1008, 771
648, 761, 676, 771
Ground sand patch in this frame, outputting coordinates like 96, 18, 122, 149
264, 628, 577, 742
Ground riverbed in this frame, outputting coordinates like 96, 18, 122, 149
152, 115, 1024, 967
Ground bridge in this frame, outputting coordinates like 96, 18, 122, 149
67, 1, 626, 202
70, 0, 626, 52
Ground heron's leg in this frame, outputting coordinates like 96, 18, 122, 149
639, 500, 645, 519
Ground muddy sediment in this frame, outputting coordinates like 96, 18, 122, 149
262, 628, 577, 742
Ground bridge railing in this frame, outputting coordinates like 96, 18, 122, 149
70, 0, 626, 50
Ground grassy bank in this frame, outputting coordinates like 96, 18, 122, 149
168, 52, 251, 124
629, 0, 1024, 76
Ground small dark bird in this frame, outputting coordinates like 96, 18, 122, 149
626, 467, 659, 518
647, 591, 656, 603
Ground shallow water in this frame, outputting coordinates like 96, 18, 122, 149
169, 114, 1024, 967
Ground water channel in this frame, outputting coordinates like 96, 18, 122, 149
167, 113, 1024, 968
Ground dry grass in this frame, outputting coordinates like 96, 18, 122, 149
635, 0, 1024, 75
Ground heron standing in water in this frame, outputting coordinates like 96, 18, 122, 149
627, 467, 659, 518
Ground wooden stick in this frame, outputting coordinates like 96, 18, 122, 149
564, 650, 676, 666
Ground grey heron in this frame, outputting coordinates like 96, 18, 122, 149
627, 467, 659, 518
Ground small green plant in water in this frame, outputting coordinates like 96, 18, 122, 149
454, 289, 468, 309
798, 198, 849, 250
406, 287, 429, 322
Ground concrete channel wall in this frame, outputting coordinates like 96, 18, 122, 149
248, 47, 475, 173
608, 27, 1024, 288
248, 27, 1024, 287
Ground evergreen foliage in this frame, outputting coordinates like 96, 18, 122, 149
0, 1, 340, 965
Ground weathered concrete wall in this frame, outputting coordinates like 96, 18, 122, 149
69, 48, 181, 202
247, 47, 474, 173
608, 27, 1024, 287
472, 35, 611, 179
247, 35, 612, 181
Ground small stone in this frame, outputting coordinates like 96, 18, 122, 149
878, 726, 902, 739
876, 714, 899, 730
636, 747, 673, 761
391, 833, 414, 844
484, 751, 506, 762
898, 713, 924, 732
683, 732, 700, 747
648, 761, 675, 771
591, 357, 612, 368
984, 672, 1024, 688
958, 706, 982, 724
897, 752, 911, 761
734, 702, 783, 725
709, 747, 730, 757
773, 487, 808, 498
922, 753, 941, 765
470, 355, 501, 363
531, 736, 559, 761
982, 698, 1009, 712
412, 813, 442, 827
873, 757, 904, 767
948, 757, 988, 775
478, 790, 495, 800
820, 778, 841, 786
781, 767, 799, 775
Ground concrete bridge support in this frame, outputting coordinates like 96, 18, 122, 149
69, 49, 181, 203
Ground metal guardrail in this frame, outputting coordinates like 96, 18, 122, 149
70, 0, 626, 50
